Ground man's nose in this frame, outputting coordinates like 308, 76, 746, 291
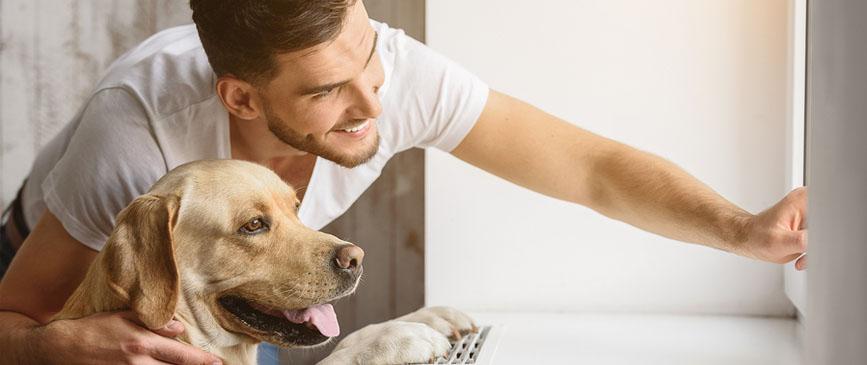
357, 91, 382, 119
334, 244, 365, 273
348, 82, 382, 119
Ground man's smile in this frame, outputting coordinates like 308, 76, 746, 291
332, 119, 373, 138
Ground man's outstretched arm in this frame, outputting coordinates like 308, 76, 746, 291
451, 90, 807, 269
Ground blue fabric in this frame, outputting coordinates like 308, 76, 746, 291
257, 342, 280, 365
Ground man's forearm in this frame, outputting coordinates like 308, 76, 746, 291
451, 90, 802, 264
0, 311, 50, 364
585, 144, 753, 254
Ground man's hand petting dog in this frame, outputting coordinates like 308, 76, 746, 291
319, 306, 478, 365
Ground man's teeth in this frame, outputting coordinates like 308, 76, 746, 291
340, 121, 368, 133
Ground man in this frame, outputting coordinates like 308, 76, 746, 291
0, 1, 807, 364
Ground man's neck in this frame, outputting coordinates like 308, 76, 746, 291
228, 113, 317, 200
228, 113, 307, 163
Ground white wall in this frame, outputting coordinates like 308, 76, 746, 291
426, 0, 795, 316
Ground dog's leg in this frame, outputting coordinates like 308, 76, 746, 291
317, 321, 450, 365
395, 306, 479, 340
316, 306, 478, 364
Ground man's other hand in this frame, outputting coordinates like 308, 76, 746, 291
38, 311, 222, 365
741, 187, 808, 270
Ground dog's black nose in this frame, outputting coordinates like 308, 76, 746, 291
334, 244, 364, 273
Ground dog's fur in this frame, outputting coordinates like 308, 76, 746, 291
51, 160, 475, 364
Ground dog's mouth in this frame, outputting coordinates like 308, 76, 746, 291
217, 295, 337, 347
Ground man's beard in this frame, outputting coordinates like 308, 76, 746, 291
263, 103, 380, 168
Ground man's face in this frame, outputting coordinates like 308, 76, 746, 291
258, 1, 385, 168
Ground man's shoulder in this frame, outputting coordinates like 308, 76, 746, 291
95, 24, 219, 121
371, 19, 488, 153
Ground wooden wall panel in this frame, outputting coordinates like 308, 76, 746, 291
0, 0, 191, 207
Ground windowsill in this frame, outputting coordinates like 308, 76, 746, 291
469, 311, 802, 365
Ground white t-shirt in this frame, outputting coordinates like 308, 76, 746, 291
22, 21, 488, 251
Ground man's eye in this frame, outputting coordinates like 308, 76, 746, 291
239, 218, 269, 235
314, 88, 335, 99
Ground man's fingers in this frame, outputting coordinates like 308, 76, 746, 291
780, 252, 802, 264
786, 229, 808, 252
112, 311, 218, 364
152, 320, 186, 338
778, 229, 806, 264
114, 310, 184, 337
116, 310, 171, 329
149, 336, 222, 365
782, 187, 808, 229
795, 255, 808, 270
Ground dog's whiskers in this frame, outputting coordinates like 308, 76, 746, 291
273, 282, 342, 303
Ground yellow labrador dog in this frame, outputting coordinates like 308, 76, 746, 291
52, 159, 476, 364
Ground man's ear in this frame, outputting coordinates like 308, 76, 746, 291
216, 75, 262, 120
102, 194, 181, 330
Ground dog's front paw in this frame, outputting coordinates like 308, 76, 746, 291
319, 321, 450, 365
396, 306, 478, 340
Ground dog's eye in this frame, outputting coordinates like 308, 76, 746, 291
295, 201, 301, 212
239, 218, 269, 235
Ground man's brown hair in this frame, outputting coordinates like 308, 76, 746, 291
189, 0, 357, 85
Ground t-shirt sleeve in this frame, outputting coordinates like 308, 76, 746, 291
384, 28, 490, 152
41, 87, 167, 251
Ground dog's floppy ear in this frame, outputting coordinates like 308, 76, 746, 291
102, 194, 181, 330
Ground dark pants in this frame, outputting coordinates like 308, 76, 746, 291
0, 222, 16, 279
0, 184, 28, 280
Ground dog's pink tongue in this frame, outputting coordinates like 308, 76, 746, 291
282, 304, 339, 337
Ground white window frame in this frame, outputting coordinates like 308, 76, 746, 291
784, 0, 808, 317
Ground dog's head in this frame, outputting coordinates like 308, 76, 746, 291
101, 159, 362, 348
